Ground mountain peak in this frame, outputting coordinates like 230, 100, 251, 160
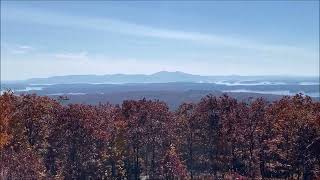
152, 71, 189, 76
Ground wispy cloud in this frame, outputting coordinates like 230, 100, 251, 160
18, 45, 33, 50
2, 6, 316, 59
2, 6, 318, 79
10, 45, 34, 54
53, 51, 88, 61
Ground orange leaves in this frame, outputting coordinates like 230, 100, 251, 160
163, 144, 189, 178
0, 92, 15, 149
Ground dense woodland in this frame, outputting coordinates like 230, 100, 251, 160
0, 92, 319, 179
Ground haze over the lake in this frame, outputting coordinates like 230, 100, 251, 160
1, 1, 319, 81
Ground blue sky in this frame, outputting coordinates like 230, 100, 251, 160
1, 1, 319, 80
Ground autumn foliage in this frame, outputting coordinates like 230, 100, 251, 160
0, 92, 319, 179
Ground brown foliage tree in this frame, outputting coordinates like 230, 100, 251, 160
1, 93, 319, 179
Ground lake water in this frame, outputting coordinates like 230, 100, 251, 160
48, 93, 87, 96
223, 89, 319, 97
215, 81, 286, 86
16, 87, 44, 91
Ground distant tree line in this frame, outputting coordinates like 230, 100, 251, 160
0, 92, 319, 179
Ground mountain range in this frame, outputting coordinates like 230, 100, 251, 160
7, 71, 319, 85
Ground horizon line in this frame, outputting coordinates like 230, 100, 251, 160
1, 71, 319, 82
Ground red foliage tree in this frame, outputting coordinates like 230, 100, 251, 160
1, 92, 319, 179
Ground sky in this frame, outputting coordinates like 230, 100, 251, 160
1, 1, 319, 80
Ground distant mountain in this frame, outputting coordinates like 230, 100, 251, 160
7, 71, 320, 85
23, 71, 200, 84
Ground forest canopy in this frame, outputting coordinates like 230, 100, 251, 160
0, 92, 319, 179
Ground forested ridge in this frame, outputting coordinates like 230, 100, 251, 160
0, 92, 319, 179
